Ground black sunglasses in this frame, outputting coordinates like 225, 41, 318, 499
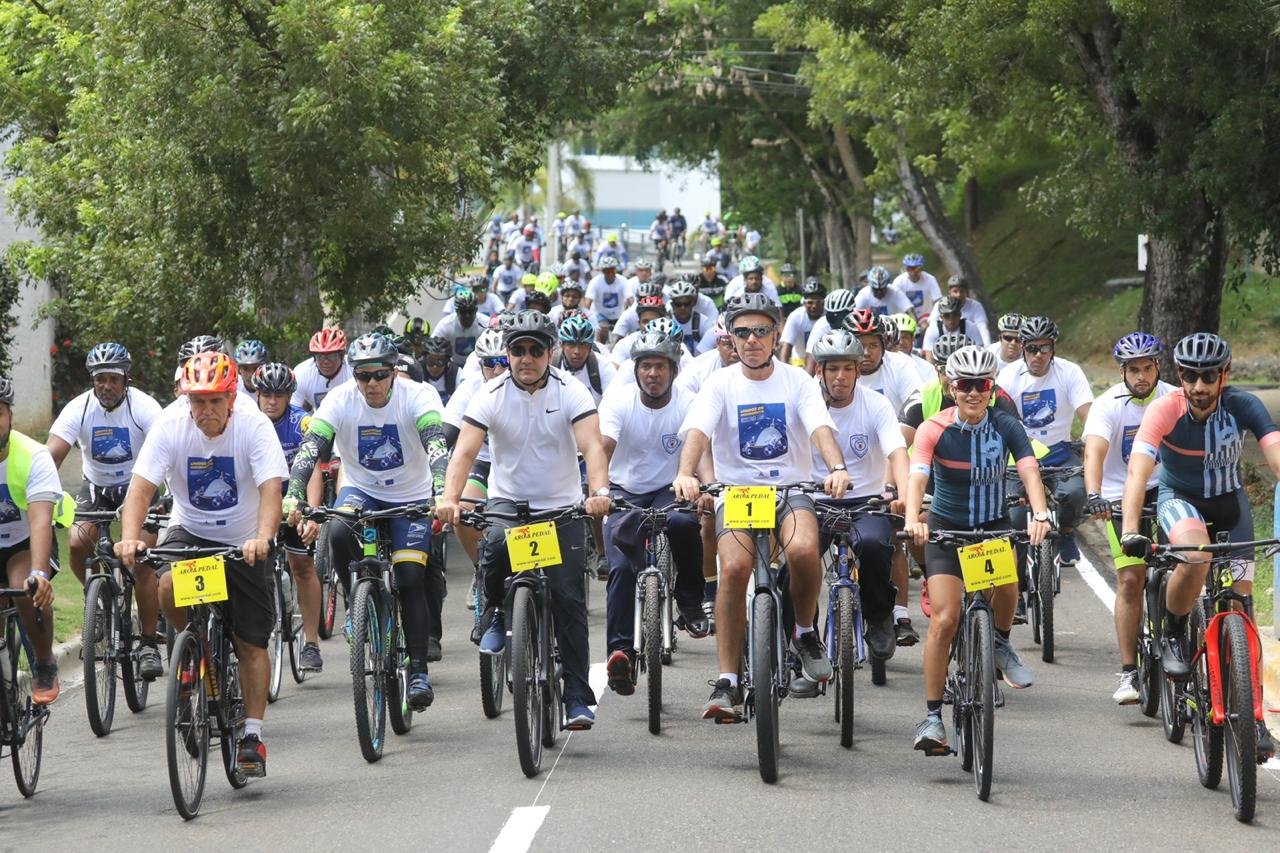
1179, 368, 1221, 385
731, 324, 777, 340
509, 344, 547, 358
354, 369, 393, 383
1000, 335, 1019, 343
953, 377, 993, 394
1023, 343, 1054, 355
481, 356, 510, 369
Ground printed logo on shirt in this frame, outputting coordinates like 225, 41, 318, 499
738, 403, 788, 461
849, 433, 870, 459
314, 390, 329, 408
661, 433, 682, 455
871, 306, 889, 317
0, 485, 20, 524
603, 292, 620, 310
187, 456, 239, 511
91, 426, 133, 463
1020, 389, 1057, 430
907, 290, 924, 308
1121, 424, 1139, 462
358, 425, 404, 471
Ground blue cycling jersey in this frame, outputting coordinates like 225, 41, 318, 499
911, 407, 1036, 527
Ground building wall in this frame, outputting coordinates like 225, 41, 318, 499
567, 155, 719, 231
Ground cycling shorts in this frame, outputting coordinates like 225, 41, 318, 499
76, 479, 129, 512
1105, 488, 1158, 571
155, 525, 273, 648
0, 539, 60, 579
336, 487, 432, 567
922, 515, 1013, 582
279, 523, 311, 557
714, 492, 815, 537
1155, 486, 1254, 582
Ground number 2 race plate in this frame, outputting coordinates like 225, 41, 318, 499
171, 555, 230, 607
957, 538, 1018, 593
505, 522, 563, 572
723, 486, 777, 529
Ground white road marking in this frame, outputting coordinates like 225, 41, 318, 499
1075, 552, 1116, 614
588, 660, 607, 709
489, 806, 550, 853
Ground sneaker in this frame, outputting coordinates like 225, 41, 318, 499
993, 636, 1034, 689
1113, 670, 1140, 705
788, 674, 820, 698
32, 663, 60, 705
480, 610, 505, 656
865, 613, 896, 660
913, 716, 950, 756
407, 672, 434, 710
920, 583, 932, 618
1257, 722, 1276, 764
702, 598, 717, 636
138, 644, 164, 681
677, 603, 711, 639
237, 734, 267, 777
1057, 533, 1080, 567
606, 649, 635, 696
791, 630, 833, 683
427, 637, 442, 663
895, 618, 919, 647
1013, 595, 1028, 625
565, 700, 595, 730
1158, 633, 1191, 680
465, 577, 478, 611
594, 553, 609, 582
701, 678, 743, 722
300, 642, 323, 672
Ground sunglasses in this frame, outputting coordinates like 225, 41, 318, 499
425, 357, 450, 368
354, 369, 393, 383
509, 344, 547, 358
953, 377, 993, 394
1000, 335, 1019, 343
314, 352, 343, 362
481, 356, 510, 369
1023, 343, 1054, 355
731, 324, 777, 340
1179, 368, 1221, 385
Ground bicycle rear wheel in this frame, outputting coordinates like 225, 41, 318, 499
1190, 606, 1222, 790
1221, 615, 1258, 823
511, 586, 544, 777
1157, 574, 1185, 743
317, 522, 338, 640
121, 595, 149, 713
970, 607, 996, 801
286, 571, 305, 684
750, 592, 781, 784
480, 647, 506, 719
834, 586, 856, 748
643, 573, 664, 736
266, 571, 284, 703
388, 607, 414, 736
1037, 543, 1055, 663
83, 576, 118, 737
349, 581, 387, 762
10, 618, 43, 798
165, 630, 208, 820
219, 658, 247, 790
1137, 623, 1160, 718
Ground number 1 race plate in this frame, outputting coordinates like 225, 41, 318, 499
723, 486, 777, 529
957, 538, 1018, 592
171, 555, 230, 606
505, 522, 563, 572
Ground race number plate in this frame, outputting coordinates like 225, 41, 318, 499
723, 486, 777, 529
505, 522, 563, 572
958, 538, 1018, 593
171, 555, 230, 606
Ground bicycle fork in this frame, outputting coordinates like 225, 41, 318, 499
1201, 611, 1266, 726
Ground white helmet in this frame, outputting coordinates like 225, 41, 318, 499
944, 345, 998, 381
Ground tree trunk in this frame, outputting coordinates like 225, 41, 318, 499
831, 125, 874, 272
807, 211, 830, 278
822, 208, 858, 290
963, 176, 979, 236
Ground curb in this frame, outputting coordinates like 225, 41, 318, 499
54, 635, 83, 687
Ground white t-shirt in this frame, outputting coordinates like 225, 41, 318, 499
599, 383, 690, 493
857, 351, 924, 414
49, 388, 164, 486
854, 285, 914, 317
908, 353, 935, 384
891, 271, 941, 313
443, 377, 492, 465
491, 263, 524, 296
442, 292, 504, 317
986, 341, 1021, 371
804, 316, 834, 353
1082, 380, 1175, 499
433, 312, 491, 364
463, 367, 597, 510
781, 310, 820, 359
133, 405, 288, 545
560, 353, 616, 404
291, 358, 353, 411
926, 299, 990, 344
723, 277, 780, 303
675, 348, 731, 396
0, 446, 63, 548
585, 274, 629, 321
921, 320, 983, 353
311, 378, 444, 503
680, 360, 835, 485
997, 357, 1095, 448
811, 387, 906, 496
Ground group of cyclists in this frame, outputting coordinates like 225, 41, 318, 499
1, 237, 1276, 806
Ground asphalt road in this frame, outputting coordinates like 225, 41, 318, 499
3, 528, 1278, 851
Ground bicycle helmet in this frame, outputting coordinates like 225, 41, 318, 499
234, 339, 269, 366
947, 274, 969, 290
902, 253, 925, 268
666, 280, 698, 301
520, 273, 538, 289
645, 316, 684, 344
931, 332, 971, 366
86, 342, 131, 376
177, 335, 224, 364
371, 324, 396, 338
1113, 332, 1164, 364
309, 328, 348, 354
934, 296, 961, 316
892, 313, 918, 336
390, 333, 414, 355
810, 329, 865, 363
525, 290, 552, 312
636, 281, 665, 300
0, 377, 12, 406
780, 262, 796, 275
181, 351, 238, 394
491, 311, 518, 331
723, 292, 781, 326
253, 362, 297, 395
535, 272, 558, 295
636, 295, 667, 317
823, 289, 856, 327
801, 277, 827, 298
739, 255, 762, 275
1172, 332, 1231, 371
558, 314, 595, 344
944, 345, 999, 381
843, 308, 881, 337
475, 329, 506, 359
422, 336, 452, 357
651, 272, 668, 287
504, 309, 557, 348
403, 317, 430, 341
1019, 315, 1059, 343
550, 262, 567, 277
867, 265, 892, 291
599, 256, 619, 270
348, 332, 399, 366
634, 259, 653, 272
630, 330, 682, 367
995, 313, 1025, 334
878, 314, 899, 342
454, 289, 478, 310
559, 278, 584, 294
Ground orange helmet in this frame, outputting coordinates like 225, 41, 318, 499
181, 351, 238, 395
309, 328, 347, 354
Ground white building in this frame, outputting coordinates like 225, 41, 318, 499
565, 154, 720, 235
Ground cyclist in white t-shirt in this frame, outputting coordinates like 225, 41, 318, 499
584, 257, 629, 334
779, 278, 826, 365
854, 266, 914, 317
838, 310, 924, 413
986, 313, 1026, 370
892, 254, 941, 322
924, 276, 990, 345
801, 289, 858, 375
292, 328, 352, 412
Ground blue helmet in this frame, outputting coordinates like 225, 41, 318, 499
1113, 332, 1163, 364
558, 314, 595, 344
234, 339, 269, 366
902, 253, 925, 268
644, 317, 684, 345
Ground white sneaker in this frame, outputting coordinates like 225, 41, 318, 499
1112, 670, 1140, 705
465, 578, 477, 611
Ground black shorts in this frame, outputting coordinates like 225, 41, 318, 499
157, 526, 274, 649
923, 516, 1011, 581
0, 539, 60, 579
279, 523, 310, 556
76, 479, 130, 512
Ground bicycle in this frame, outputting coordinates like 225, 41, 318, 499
305, 502, 434, 762
140, 545, 253, 821
900, 527, 1035, 802
461, 502, 590, 778
79, 507, 168, 736
0, 578, 47, 798
1114, 499, 1163, 719
1009, 463, 1083, 663
1147, 536, 1279, 823
266, 522, 308, 704
315, 459, 345, 640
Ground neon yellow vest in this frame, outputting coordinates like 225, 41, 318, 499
4, 430, 76, 528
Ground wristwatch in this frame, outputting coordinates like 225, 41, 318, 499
831, 464, 848, 473
1032, 511, 1051, 523
592, 487, 612, 498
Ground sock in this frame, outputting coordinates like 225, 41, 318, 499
795, 624, 814, 638
926, 699, 943, 717
719, 672, 738, 688
995, 627, 1010, 641
1166, 612, 1188, 635
894, 604, 909, 622
244, 718, 262, 739
1122, 663, 1137, 674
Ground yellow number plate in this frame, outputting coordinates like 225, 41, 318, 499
505, 522, 563, 572
958, 538, 1018, 592
723, 486, 777, 529
171, 555, 230, 607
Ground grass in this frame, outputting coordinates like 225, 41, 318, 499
1245, 464, 1276, 627
52, 529, 83, 645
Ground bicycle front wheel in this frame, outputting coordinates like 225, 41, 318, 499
1137, 623, 1160, 718
317, 522, 338, 640
480, 645, 506, 719
750, 592, 781, 784
83, 576, 118, 737
266, 571, 284, 703
643, 572, 664, 736
121, 594, 150, 713
835, 586, 856, 748
165, 630, 209, 820
511, 586, 544, 777
1190, 606, 1222, 790
349, 581, 387, 762
1222, 615, 1258, 823
10, 617, 43, 798
388, 606, 414, 736
1037, 543, 1055, 662
1157, 573, 1185, 743
969, 607, 996, 802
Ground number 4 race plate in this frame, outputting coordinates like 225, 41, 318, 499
171, 555, 230, 607
505, 522, 563, 572
723, 486, 777, 529
957, 538, 1018, 592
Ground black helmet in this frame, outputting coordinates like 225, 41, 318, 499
253, 362, 297, 395
935, 296, 961, 316
422, 336, 452, 357
177, 335, 223, 364
347, 332, 399, 366
780, 262, 797, 275
800, 277, 827, 298
525, 290, 552, 312
723, 292, 780, 327
504, 310, 556, 348
1019, 315, 1059, 343
454, 289, 478, 310
390, 333, 414, 355
86, 342, 132, 376
404, 317, 430, 341
0, 376, 13, 407
1173, 332, 1231, 371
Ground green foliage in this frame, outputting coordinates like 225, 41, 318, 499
0, 261, 18, 375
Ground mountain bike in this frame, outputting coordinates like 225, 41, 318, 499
1115, 499, 1163, 719
315, 459, 345, 640
1009, 462, 1082, 663
0, 579, 47, 798
266, 522, 308, 703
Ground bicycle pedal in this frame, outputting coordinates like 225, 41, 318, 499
994, 687, 1006, 709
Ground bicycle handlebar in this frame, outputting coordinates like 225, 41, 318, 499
0, 577, 39, 598
895, 528, 1034, 546
698, 481, 825, 496
1150, 538, 1280, 556
302, 502, 435, 523
459, 504, 585, 530
137, 545, 245, 565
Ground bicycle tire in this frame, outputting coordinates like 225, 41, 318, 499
317, 521, 338, 640
1190, 606, 1222, 790
836, 586, 856, 748
9, 618, 42, 798
286, 591, 305, 685
165, 630, 208, 820
1037, 542, 1055, 662
220, 657, 247, 790
1157, 574, 1185, 744
266, 571, 284, 703
971, 607, 996, 802
541, 641, 561, 750
1137, 619, 1160, 718
121, 594, 149, 713
349, 581, 387, 762
1222, 615, 1257, 822
643, 572, 663, 736
954, 670, 973, 773
388, 608, 414, 736
511, 586, 544, 777
479, 647, 506, 719
83, 576, 118, 737
751, 592, 781, 784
